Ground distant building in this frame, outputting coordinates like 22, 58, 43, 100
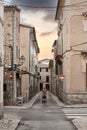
55, 0, 87, 104
0, 0, 4, 118
38, 59, 51, 91
49, 59, 55, 94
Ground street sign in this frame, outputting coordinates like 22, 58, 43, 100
10, 73, 13, 80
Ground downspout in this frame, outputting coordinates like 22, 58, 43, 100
29, 29, 32, 99
29, 30, 31, 99
86, 63, 87, 91
11, 8, 14, 104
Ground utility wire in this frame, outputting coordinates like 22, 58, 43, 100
63, 7, 87, 11
71, 42, 87, 47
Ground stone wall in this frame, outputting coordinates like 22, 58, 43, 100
0, 102, 3, 119
62, 91, 87, 104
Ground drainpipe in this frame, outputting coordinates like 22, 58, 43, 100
86, 63, 87, 91
11, 9, 14, 104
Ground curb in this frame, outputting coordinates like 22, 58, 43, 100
50, 92, 65, 107
15, 120, 21, 130
22, 92, 41, 108
71, 120, 79, 130
49, 92, 87, 109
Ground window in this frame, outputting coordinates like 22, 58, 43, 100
16, 46, 18, 59
3, 83, 7, 92
55, 62, 58, 75
40, 83, 43, 91
46, 68, 48, 72
40, 76, 41, 79
46, 84, 49, 90
46, 76, 49, 82
40, 68, 42, 72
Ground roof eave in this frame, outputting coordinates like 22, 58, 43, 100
55, 0, 60, 21
55, 0, 65, 21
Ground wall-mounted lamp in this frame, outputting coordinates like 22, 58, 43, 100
14, 55, 25, 68
19, 55, 25, 65
82, 12, 87, 17
81, 51, 87, 57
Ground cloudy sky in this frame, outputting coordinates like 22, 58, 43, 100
4, 0, 58, 60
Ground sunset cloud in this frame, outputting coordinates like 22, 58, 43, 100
40, 31, 55, 37
43, 11, 56, 23
4, 0, 58, 59
9, 0, 57, 7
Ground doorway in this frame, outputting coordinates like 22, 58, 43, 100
40, 83, 43, 91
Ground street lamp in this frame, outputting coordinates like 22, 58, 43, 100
19, 55, 25, 66
14, 55, 25, 68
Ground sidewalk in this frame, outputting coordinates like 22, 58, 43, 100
50, 92, 87, 130
0, 114, 21, 130
50, 92, 87, 108
72, 118, 87, 130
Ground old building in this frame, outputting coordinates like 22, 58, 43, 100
20, 24, 40, 101
49, 59, 55, 94
29, 27, 40, 98
4, 6, 21, 104
55, 0, 87, 104
0, 0, 4, 118
51, 39, 63, 100
50, 40, 62, 96
4, 5, 40, 105
38, 59, 51, 91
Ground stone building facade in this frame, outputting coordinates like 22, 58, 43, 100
51, 40, 62, 96
55, 0, 87, 104
4, 6, 21, 104
38, 59, 51, 91
20, 24, 39, 101
49, 59, 55, 94
4, 5, 39, 105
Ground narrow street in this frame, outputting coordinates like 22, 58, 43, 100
16, 92, 77, 130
